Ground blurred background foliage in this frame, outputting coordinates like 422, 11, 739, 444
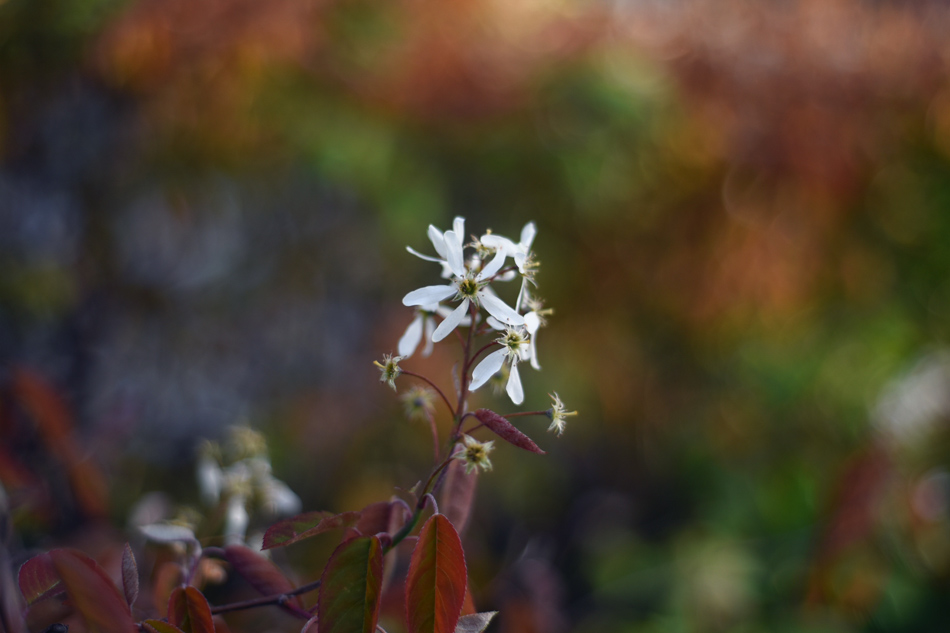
3, 0, 950, 630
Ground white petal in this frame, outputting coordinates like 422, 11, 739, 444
515, 251, 527, 274
481, 234, 516, 254
479, 291, 524, 326
443, 231, 466, 277
477, 250, 507, 281
453, 217, 465, 241
524, 311, 540, 334
506, 361, 524, 405
432, 299, 469, 342
423, 317, 435, 356
486, 316, 505, 331
403, 285, 455, 306
516, 278, 527, 311
428, 225, 447, 258
528, 332, 540, 370
398, 314, 424, 357
520, 222, 536, 249
469, 348, 508, 391
406, 246, 443, 263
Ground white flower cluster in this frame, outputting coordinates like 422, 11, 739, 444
399, 217, 547, 405
196, 426, 301, 545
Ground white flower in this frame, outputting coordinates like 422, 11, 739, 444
398, 303, 474, 358
224, 494, 249, 545
547, 392, 577, 436
406, 217, 466, 279
481, 222, 537, 309
469, 327, 531, 404
402, 230, 523, 342
453, 435, 495, 474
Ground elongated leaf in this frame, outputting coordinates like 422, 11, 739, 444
168, 586, 215, 633
318, 536, 384, 633
439, 460, 478, 535
49, 548, 135, 633
461, 586, 476, 617
143, 620, 187, 633
223, 545, 303, 610
262, 511, 360, 550
343, 502, 401, 542
473, 410, 544, 454
121, 543, 139, 607
405, 514, 468, 633
454, 612, 497, 633
17, 553, 63, 606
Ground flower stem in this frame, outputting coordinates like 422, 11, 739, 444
503, 410, 549, 418
400, 370, 456, 418
209, 579, 321, 617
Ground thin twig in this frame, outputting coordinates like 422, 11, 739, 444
401, 370, 455, 418
210, 579, 322, 616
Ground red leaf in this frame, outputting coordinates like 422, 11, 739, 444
454, 612, 497, 633
168, 586, 215, 633
473, 409, 545, 454
439, 460, 478, 536
121, 543, 139, 607
143, 620, 187, 633
345, 502, 399, 540
223, 545, 303, 610
262, 511, 361, 550
17, 552, 63, 606
460, 586, 476, 617
318, 536, 384, 633
49, 548, 135, 633
405, 514, 468, 633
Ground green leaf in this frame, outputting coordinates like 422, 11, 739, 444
121, 543, 139, 607
405, 514, 468, 633
17, 553, 63, 606
49, 548, 135, 633
262, 511, 360, 550
143, 620, 187, 633
473, 409, 545, 454
168, 586, 215, 633
454, 612, 497, 633
317, 536, 384, 633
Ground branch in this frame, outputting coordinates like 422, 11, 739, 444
210, 579, 322, 616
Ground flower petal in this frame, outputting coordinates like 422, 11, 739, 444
432, 299, 469, 342
506, 361, 524, 405
479, 291, 525, 326
528, 332, 540, 370
469, 348, 507, 391
524, 311, 540, 334
443, 230, 466, 277
423, 316, 435, 356
520, 222, 536, 249
406, 246, 444, 263
453, 217, 465, 241
476, 250, 507, 281
403, 285, 456, 306
486, 316, 505, 331
481, 234, 516, 254
428, 224, 447, 258
398, 314, 424, 358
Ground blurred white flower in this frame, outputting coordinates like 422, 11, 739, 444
546, 392, 577, 436
453, 434, 495, 474
224, 494, 249, 545
399, 303, 474, 358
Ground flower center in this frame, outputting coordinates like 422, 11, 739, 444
502, 330, 527, 353
457, 276, 479, 298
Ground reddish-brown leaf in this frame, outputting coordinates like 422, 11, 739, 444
49, 548, 135, 633
347, 502, 397, 540
262, 511, 360, 550
223, 545, 303, 610
460, 586, 476, 617
439, 460, 478, 536
318, 536, 384, 633
405, 514, 468, 633
121, 543, 139, 607
143, 620, 187, 633
168, 586, 215, 633
17, 552, 63, 606
152, 561, 184, 615
473, 409, 545, 454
